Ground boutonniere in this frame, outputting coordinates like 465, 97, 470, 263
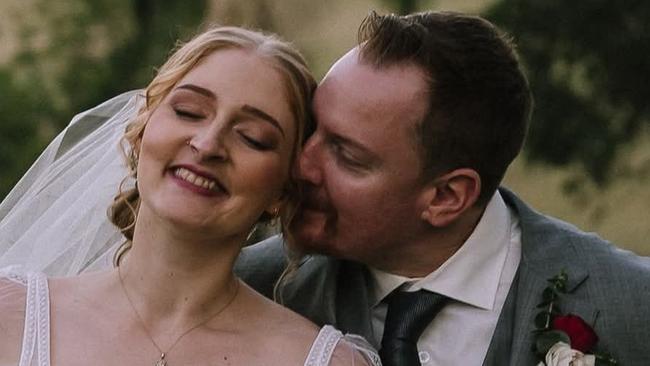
533, 271, 617, 366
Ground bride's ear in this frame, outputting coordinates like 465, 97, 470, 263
265, 200, 283, 219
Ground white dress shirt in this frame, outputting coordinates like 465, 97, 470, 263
369, 192, 521, 365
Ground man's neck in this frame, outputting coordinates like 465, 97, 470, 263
370, 205, 485, 278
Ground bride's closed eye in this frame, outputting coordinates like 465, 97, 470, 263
173, 106, 205, 121
235, 125, 278, 151
238, 132, 272, 150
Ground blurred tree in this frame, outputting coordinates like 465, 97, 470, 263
0, 0, 207, 199
380, 0, 418, 14
485, 0, 650, 187
36, 0, 208, 130
0, 68, 54, 196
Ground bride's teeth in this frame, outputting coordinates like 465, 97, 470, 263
174, 168, 219, 191
195, 176, 205, 186
176, 168, 188, 180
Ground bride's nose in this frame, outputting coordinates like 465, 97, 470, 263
186, 123, 229, 162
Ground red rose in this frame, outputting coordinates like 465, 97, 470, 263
552, 314, 599, 352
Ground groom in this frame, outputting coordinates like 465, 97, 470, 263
235, 11, 650, 366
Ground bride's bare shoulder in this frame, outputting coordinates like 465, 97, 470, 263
0, 276, 27, 365
48, 269, 114, 301
237, 284, 321, 363
48, 270, 119, 326
241, 282, 318, 327
236, 285, 379, 366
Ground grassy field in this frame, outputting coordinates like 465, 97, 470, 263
212, 0, 650, 255
504, 140, 650, 256
2, 0, 648, 255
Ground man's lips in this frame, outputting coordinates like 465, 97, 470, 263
299, 194, 332, 213
298, 185, 331, 209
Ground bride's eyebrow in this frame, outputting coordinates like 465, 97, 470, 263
241, 105, 285, 138
174, 84, 216, 99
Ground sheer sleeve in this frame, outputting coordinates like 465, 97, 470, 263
305, 326, 380, 366
0, 268, 28, 365
329, 334, 382, 366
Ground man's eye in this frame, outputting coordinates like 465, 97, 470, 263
331, 142, 365, 170
339, 153, 364, 169
174, 108, 204, 120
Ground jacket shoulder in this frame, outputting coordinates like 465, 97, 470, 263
503, 187, 650, 273
235, 235, 288, 299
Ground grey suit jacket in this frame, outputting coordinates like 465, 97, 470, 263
236, 188, 650, 365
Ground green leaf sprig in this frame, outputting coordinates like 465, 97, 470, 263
532, 271, 617, 365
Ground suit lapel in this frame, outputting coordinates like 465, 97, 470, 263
482, 270, 519, 365
507, 258, 592, 365
490, 189, 593, 365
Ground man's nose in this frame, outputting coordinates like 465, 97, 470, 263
297, 134, 323, 184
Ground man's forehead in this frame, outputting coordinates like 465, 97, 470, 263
316, 52, 429, 121
322, 47, 429, 91
321, 47, 361, 80
313, 48, 429, 149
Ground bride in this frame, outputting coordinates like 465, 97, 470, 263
0, 26, 379, 365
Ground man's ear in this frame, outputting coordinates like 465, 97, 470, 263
418, 168, 481, 227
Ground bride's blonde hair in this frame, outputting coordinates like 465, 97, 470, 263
110, 25, 316, 266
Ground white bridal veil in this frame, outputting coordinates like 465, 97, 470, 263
0, 91, 141, 276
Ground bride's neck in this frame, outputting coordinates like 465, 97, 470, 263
119, 208, 243, 321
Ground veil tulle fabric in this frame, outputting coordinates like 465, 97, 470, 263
0, 91, 142, 276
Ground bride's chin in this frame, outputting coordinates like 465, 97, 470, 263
163, 216, 250, 242
137, 201, 255, 243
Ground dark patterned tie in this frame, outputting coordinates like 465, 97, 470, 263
379, 289, 449, 366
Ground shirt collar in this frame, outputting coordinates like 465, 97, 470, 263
370, 191, 512, 310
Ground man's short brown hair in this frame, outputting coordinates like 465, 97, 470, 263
358, 11, 533, 205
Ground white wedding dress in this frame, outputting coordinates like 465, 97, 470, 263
0, 267, 380, 366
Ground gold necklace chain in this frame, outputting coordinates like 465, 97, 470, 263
117, 266, 240, 366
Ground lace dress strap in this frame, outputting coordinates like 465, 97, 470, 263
304, 325, 382, 366
304, 325, 344, 366
17, 271, 50, 366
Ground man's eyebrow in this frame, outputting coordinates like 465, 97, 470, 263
242, 105, 285, 137
175, 84, 216, 99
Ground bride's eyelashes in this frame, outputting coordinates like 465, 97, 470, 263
173, 106, 206, 120
238, 131, 272, 151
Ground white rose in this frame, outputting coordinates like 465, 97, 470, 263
537, 342, 596, 366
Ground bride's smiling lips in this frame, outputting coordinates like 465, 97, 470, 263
167, 164, 229, 197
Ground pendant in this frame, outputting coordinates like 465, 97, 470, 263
155, 353, 167, 366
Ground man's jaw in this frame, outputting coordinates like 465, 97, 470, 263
290, 204, 334, 252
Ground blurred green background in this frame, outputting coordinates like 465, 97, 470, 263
1, 0, 648, 254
